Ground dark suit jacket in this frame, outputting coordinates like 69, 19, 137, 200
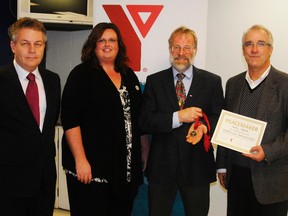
216, 66, 288, 204
140, 66, 224, 186
0, 63, 61, 198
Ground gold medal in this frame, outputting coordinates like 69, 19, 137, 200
190, 131, 197, 137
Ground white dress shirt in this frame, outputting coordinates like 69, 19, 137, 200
14, 60, 47, 131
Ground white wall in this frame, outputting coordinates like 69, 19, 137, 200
206, 0, 288, 87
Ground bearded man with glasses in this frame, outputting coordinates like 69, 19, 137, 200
140, 26, 224, 216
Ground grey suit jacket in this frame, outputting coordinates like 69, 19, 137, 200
216, 66, 288, 204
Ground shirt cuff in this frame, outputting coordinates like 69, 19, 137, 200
217, 168, 227, 173
172, 111, 182, 129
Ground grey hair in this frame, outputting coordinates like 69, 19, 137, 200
242, 24, 273, 47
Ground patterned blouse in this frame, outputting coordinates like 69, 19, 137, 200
118, 83, 132, 182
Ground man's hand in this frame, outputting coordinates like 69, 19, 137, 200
141, 135, 150, 172
242, 145, 265, 162
178, 107, 203, 123
186, 123, 207, 145
218, 173, 227, 189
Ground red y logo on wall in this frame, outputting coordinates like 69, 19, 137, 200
103, 5, 163, 71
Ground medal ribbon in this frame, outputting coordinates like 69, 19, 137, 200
194, 112, 211, 152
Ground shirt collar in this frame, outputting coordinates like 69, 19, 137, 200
14, 59, 41, 81
245, 65, 271, 89
172, 65, 193, 80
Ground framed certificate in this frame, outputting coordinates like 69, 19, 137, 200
211, 110, 267, 154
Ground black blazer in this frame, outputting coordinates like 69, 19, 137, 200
61, 62, 143, 193
0, 64, 61, 198
140, 66, 224, 186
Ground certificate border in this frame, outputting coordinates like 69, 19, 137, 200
211, 110, 267, 153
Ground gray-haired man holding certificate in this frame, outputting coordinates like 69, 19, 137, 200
216, 25, 288, 216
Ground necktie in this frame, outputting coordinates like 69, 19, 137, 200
176, 73, 186, 109
26, 73, 40, 125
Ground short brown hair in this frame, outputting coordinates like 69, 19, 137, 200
8, 17, 47, 43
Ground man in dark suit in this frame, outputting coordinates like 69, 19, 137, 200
0, 17, 61, 216
216, 25, 288, 216
140, 26, 224, 216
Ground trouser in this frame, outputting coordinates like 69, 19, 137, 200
148, 181, 210, 216
227, 165, 288, 216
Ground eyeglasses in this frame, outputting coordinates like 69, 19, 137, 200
97, 38, 118, 44
243, 41, 271, 48
171, 46, 194, 53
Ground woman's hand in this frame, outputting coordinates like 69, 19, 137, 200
65, 127, 92, 184
75, 158, 92, 184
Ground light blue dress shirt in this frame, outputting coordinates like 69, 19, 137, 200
172, 66, 193, 129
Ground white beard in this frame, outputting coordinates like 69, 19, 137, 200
169, 55, 193, 72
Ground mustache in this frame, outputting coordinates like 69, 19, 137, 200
173, 56, 189, 61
